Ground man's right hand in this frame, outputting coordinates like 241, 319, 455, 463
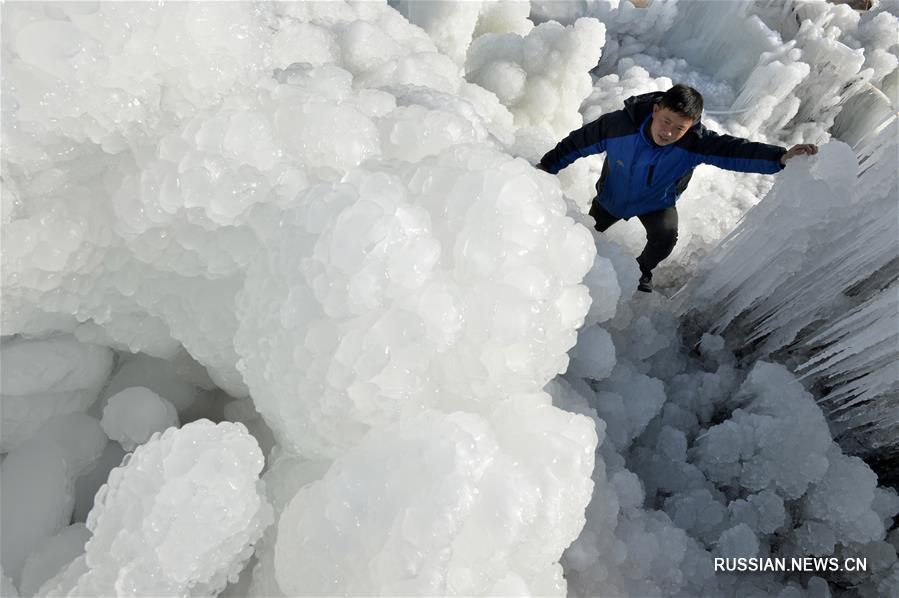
780, 144, 819, 165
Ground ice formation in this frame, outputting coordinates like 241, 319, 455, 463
465, 18, 605, 140
0, 414, 106, 587
0, 335, 112, 453
274, 404, 594, 596
100, 386, 179, 451
36, 420, 271, 597
18, 524, 90, 598
678, 121, 899, 469
2, 1, 897, 597
96, 351, 216, 415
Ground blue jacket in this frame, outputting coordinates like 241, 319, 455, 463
538, 92, 787, 219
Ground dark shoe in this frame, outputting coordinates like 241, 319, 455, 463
637, 273, 653, 293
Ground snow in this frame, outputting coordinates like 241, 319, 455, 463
2, 1, 897, 597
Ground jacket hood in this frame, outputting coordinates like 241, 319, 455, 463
623, 91, 703, 131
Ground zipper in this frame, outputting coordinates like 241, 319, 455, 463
646, 164, 655, 186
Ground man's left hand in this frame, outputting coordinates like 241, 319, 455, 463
781, 144, 819, 165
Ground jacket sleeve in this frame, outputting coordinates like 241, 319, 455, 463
538, 114, 614, 174
694, 128, 787, 174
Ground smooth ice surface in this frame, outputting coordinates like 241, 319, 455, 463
0, 335, 112, 453
71, 441, 127, 524
20, 524, 90, 597
1, 573, 19, 598
97, 351, 214, 415
0, 414, 106, 586
100, 386, 179, 451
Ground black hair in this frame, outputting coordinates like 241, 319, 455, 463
659, 84, 704, 122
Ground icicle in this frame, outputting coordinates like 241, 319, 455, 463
677, 116, 898, 457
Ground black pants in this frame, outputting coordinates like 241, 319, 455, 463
589, 201, 678, 276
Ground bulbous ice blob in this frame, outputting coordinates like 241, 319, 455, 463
567, 324, 616, 381
236, 149, 595, 458
694, 362, 832, 499
39, 420, 272, 598
97, 351, 211, 415
379, 104, 482, 162
100, 386, 180, 451
275, 399, 595, 596
467, 17, 605, 141
713, 523, 760, 560
800, 446, 893, 548
0, 335, 113, 453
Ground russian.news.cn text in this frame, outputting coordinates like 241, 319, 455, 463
715, 557, 867, 573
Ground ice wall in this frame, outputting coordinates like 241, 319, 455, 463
2, 2, 602, 596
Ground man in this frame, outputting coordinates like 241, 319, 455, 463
537, 84, 818, 293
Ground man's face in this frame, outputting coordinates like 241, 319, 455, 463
650, 104, 695, 146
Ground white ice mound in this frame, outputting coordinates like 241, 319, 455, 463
691, 361, 898, 561
694, 362, 832, 500
0, 0, 519, 402
274, 398, 596, 596
39, 420, 272, 597
236, 149, 596, 458
0, 335, 113, 453
392, 0, 483, 64
100, 386, 179, 451
466, 17, 605, 140
393, 0, 534, 67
